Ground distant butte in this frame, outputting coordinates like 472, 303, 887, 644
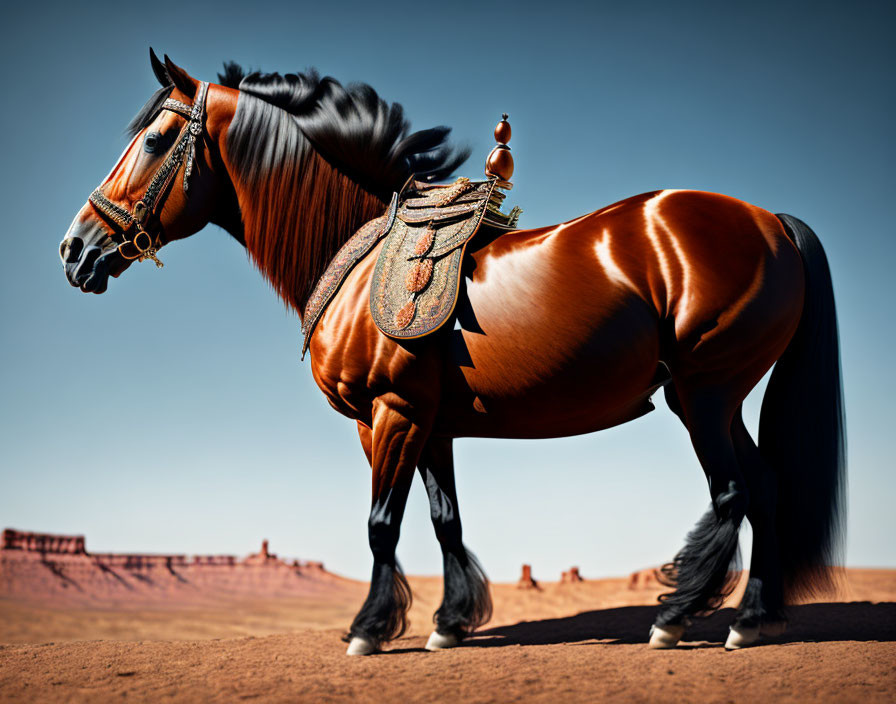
561, 566, 584, 583
516, 564, 539, 590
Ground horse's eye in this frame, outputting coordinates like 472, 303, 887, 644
144, 132, 161, 154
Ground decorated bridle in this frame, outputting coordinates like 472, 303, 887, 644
88, 81, 210, 268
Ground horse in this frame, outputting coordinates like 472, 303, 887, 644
60, 51, 846, 655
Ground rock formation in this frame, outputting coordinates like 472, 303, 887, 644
628, 567, 662, 589
244, 539, 280, 566
2, 529, 85, 555
517, 564, 539, 590
561, 566, 583, 583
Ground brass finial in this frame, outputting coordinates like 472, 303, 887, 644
485, 113, 514, 182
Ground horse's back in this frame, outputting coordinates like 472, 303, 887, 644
468, 187, 804, 357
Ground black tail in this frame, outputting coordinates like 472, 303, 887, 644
759, 214, 847, 601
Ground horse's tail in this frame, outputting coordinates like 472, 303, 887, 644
759, 213, 846, 602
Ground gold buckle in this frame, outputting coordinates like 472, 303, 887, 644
133, 231, 163, 267
118, 229, 164, 267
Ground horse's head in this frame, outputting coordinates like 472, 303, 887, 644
60, 51, 231, 293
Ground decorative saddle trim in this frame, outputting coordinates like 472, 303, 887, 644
397, 200, 482, 223
369, 176, 503, 340
300, 193, 398, 358
401, 176, 475, 207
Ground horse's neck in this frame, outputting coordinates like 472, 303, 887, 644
216, 113, 386, 314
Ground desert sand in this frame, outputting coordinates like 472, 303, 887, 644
0, 532, 894, 703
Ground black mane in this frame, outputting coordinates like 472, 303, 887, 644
217, 62, 470, 200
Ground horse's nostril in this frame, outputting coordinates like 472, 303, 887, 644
72, 245, 102, 286
60, 236, 84, 264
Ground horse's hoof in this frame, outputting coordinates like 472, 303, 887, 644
425, 630, 460, 651
649, 623, 685, 649
761, 621, 787, 638
346, 636, 378, 656
725, 624, 760, 650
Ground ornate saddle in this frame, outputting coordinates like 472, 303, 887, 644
302, 115, 520, 356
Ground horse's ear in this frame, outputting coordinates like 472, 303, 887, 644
163, 54, 198, 98
149, 48, 170, 87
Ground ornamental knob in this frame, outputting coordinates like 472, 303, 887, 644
494, 113, 511, 144
485, 113, 514, 182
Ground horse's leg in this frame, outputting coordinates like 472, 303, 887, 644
356, 420, 373, 464
650, 385, 749, 648
662, 386, 781, 648
727, 410, 786, 649
417, 436, 492, 650
345, 399, 433, 655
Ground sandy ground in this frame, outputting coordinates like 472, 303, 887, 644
1, 567, 894, 703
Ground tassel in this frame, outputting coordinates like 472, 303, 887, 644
395, 299, 416, 329
405, 258, 433, 293
413, 226, 436, 256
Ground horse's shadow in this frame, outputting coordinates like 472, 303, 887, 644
460, 602, 896, 648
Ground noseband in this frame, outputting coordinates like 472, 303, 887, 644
88, 81, 209, 268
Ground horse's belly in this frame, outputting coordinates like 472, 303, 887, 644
435, 283, 662, 439
437, 378, 661, 439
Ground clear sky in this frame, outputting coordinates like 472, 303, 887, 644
1, 1, 893, 582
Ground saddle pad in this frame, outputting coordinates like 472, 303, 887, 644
301, 194, 397, 357
369, 178, 497, 339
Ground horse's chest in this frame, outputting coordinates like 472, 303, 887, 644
309, 360, 371, 422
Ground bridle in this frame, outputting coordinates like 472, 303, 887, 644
88, 81, 209, 268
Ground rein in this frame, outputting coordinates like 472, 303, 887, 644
88, 81, 209, 268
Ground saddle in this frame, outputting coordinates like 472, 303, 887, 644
302, 115, 520, 356
369, 172, 520, 338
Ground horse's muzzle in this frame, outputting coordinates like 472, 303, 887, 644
60, 218, 126, 294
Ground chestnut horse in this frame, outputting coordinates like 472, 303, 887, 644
60, 53, 845, 654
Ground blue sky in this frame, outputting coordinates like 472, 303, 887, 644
1, 1, 893, 581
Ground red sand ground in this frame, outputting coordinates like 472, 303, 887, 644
0, 545, 894, 703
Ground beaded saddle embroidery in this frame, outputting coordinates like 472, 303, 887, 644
369, 177, 504, 340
